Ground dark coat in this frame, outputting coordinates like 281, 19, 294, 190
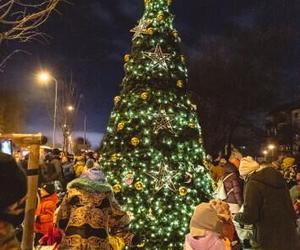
223, 163, 243, 206
235, 167, 297, 250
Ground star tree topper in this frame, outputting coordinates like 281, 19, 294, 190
146, 163, 179, 192
143, 44, 171, 70
130, 19, 152, 40
153, 109, 175, 134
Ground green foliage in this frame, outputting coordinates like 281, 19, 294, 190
100, 1, 212, 249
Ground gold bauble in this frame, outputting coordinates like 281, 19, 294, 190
177, 80, 183, 88
144, 0, 151, 6
117, 121, 125, 131
173, 31, 179, 38
188, 123, 196, 129
124, 54, 130, 63
113, 184, 122, 193
114, 96, 121, 105
140, 91, 149, 100
111, 153, 118, 162
146, 27, 154, 35
135, 181, 144, 191
157, 11, 164, 22
179, 186, 188, 196
167, 0, 172, 6
131, 136, 140, 146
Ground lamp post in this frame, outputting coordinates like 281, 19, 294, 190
37, 71, 58, 149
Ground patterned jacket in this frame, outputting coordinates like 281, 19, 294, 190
223, 163, 243, 206
56, 177, 133, 250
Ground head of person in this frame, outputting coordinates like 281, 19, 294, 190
52, 148, 61, 157
239, 156, 260, 179
85, 158, 95, 170
39, 183, 55, 198
189, 202, 225, 237
0, 153, 27, 226
81, 167, 106, 183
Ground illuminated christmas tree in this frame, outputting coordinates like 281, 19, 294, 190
100, 0, 212, 249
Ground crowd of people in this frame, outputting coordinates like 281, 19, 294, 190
0, 146, 299, 250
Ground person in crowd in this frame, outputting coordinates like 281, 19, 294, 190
50, 149, 64, 185
184, 201, 232, 250
61, 155, 75, 184
73, 155, 86, 177
281, 155, 297, 189
34, 183, 58, 245
0, 152, 27, 250
234, 156, 297, 250
56, 167, 142, 249
208, 156, 224, 186
222, 159, 243, 214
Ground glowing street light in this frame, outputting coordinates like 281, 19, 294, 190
267, 144, 276, 159
36, 71, 58, 149
67, 105, 74, 112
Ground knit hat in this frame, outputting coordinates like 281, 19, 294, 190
81, 167, 106, 183
41, 183, 55, 195
189, 203, 223, 237
209, 199, 231, 221
239, 156, 260, 177
0, 152, 27, 210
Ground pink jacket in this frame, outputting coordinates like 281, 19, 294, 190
184, 232, 228, 250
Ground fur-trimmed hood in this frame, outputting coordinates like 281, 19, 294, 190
67, 177, 112, 193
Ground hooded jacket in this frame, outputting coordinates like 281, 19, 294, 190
56, 170, 133, 250
35, 193, 58, 235
235, 167, 297, 250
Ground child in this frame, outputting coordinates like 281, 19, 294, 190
34, 183, 58, 245
184, 200, 232, 250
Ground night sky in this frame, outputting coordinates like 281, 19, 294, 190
1, 0, 299, 146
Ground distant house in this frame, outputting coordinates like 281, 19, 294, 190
266, 101, 300, 155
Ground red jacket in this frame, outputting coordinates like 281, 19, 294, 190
35, 193, 58, 235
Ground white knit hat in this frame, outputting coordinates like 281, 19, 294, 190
239, 156, 260, 177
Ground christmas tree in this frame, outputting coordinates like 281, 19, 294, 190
100, 0, 212, 249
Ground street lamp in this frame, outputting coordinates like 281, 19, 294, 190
268, 144, 276, 159
262, 150, 268, 161
67, 105, 74, 112
37, 71, 58, 149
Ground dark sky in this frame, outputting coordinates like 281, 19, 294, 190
1, 0, 299, 144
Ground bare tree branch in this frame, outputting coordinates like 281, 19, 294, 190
0, 0, 60, 44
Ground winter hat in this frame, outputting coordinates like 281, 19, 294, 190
41, 183, 55, 195
85, 158, 95, 169
239, 156, 260, 177
282, 157, 295, 170
0, 152, 27, 210
81, 167, 106, 183
209, 199, 231, 221
189, 203, 223, 237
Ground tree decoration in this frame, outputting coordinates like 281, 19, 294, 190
172, 31, 179, 38
181, 55, 185, 63
111, 153, 118, 162
146, 208, 154, 220
113, 184, 122, 193
143, 44, 171, 70
146, 27, 154, 35
177, 80, 183, 88
144, 0, 151, 6
130, 19, 152, 40
124, 54, 130, 62
179, 186, 188, 196
184, 172, 193, 184
188, 123, 196, 129
117, 121, 126, 131
124, 173, 134, 185
134, 181, 144, 191
140, 91, 150, 100
114, 96, 121, 105
131, 136, 140, 146
167, 0, 172, 6
146, 163, 179, 192
153, 110, 175, 134
156, 11, 164, 21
